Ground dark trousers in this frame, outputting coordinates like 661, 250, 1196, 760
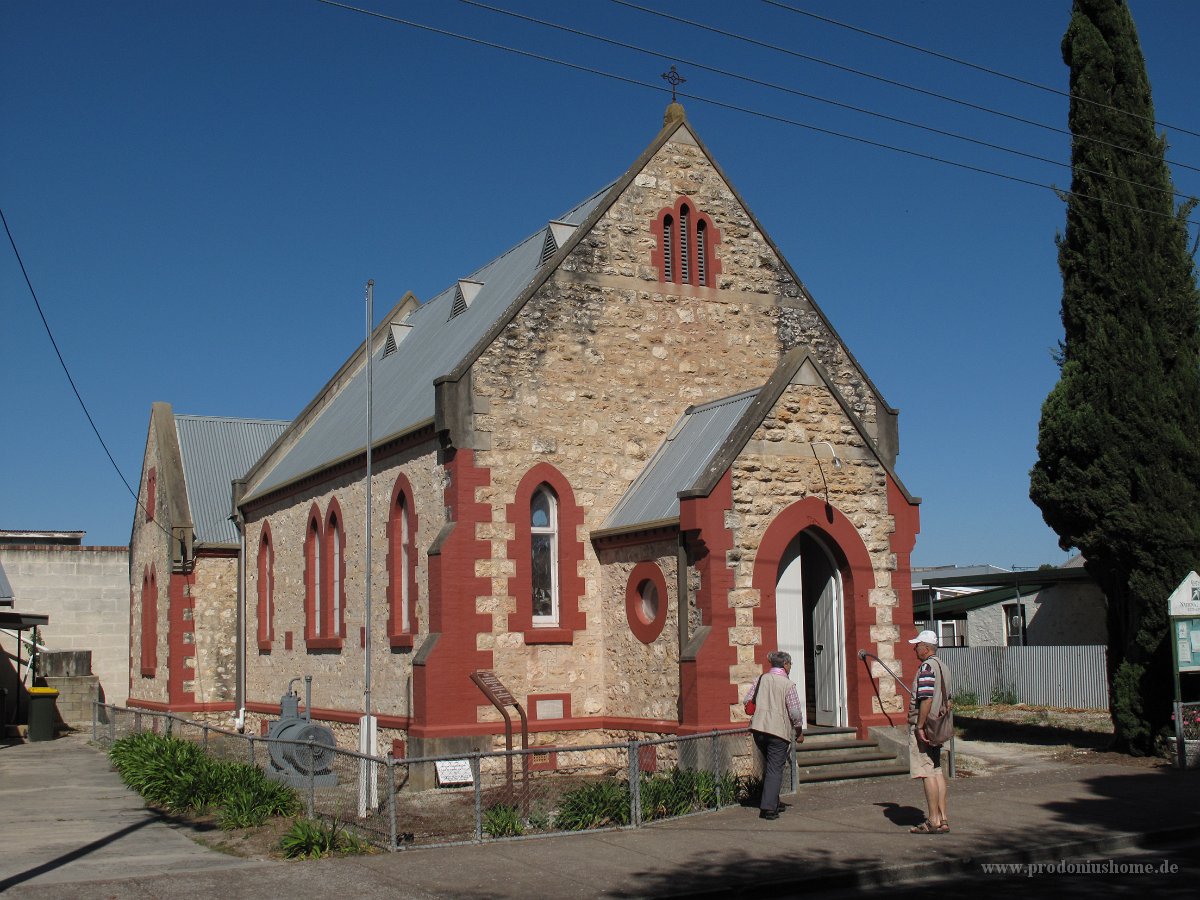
753, 730, 790, 811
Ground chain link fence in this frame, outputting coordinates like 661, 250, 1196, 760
93, 703, 772, 850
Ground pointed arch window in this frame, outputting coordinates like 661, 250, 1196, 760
652, 198, 720, 288
507, 464, 586, 644
140, 565, 158, 677
304, 509, 322, 643
256, 525, 274, 651
387, 476, 419, 648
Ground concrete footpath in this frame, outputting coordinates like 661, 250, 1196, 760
1, 733, 1197, 899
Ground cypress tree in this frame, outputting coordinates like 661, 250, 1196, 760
1030, 0, 1200, 755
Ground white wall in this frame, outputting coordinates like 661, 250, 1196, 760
0, 545, 130, 708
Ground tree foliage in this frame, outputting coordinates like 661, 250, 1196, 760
1030, 0, 1200, 754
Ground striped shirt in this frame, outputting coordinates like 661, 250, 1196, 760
912, 658, 937, 710
743, 667, 806, 729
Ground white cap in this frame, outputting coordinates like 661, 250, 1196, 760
908, 629, 938, 645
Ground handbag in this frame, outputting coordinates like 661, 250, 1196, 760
744, 675, 764, 715
922, 658, 954, 746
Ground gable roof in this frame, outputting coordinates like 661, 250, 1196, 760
599, 346, 919, 536
602, 389, 759, 533
175, 414, 289, 544
242, 106, 901, 505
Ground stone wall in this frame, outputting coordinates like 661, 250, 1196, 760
466, 129, 901, 726
0, 545, 130, 708
727, 379, 905, 714
242, 442, 442, 719
129, 416, 171, 705
189, 556, 238, 703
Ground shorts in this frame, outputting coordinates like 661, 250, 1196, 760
908, 727, 942, 778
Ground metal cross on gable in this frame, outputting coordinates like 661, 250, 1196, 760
661, 65, 686, 101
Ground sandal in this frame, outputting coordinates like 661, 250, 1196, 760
936, 822, 950, 833
910, 820, 941, 834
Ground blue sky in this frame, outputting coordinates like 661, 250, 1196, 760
3, 1, 1198, 568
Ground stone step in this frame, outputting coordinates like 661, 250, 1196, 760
795, 738, 877, 755
797, 727, 858, 744
793, 762, 910, 785
796, 751, 901, 774
796, 744, 894, 764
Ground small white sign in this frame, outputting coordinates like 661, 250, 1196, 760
434, 759, 473, 787
1168, 572, 1200, 617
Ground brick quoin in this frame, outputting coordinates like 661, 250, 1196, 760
678, 470, 738, 734
888, 474, 921, 653
167, 572, 196, 706
410, 448, 494, 737
750, 495, 888, 738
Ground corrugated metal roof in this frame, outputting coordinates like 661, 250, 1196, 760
245, 185, 613, 502
603, 389, 759, 531
175, 415, 289, 545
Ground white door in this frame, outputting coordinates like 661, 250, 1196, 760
775, 538, 806, 706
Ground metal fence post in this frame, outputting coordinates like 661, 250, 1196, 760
628, 739, 641, 827
91, 701, 98, 743
472, 754, 483, 843
387, 758, 397, 852
248, 734, 255, 767
307, 740, 316, 819
109, 708, 116, 744
202, 724, 209, 750
710, 733, 721, 808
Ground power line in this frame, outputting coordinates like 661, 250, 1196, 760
608, 0, 1200, 177
314, 0, 1200, 229
760, 0, 1200, 141
458, 0, 1194, 206
1, 205, 169, 539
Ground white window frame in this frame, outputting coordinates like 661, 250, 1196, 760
531, 486, 559, 627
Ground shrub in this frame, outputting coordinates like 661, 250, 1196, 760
483, 803, 524, 838
954, 690, 979, 708
279, 818, 369, 859
989, 684, 1019, 706
554, 781, 630, 831
108, 732, 299, 825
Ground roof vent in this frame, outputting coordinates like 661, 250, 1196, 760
448, 279, 484, 320
540, 220, 577, 266
382, 322, 413, 357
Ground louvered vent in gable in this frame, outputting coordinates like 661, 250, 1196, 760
448, 279, 484, 321
540, 220, 577, 267
382, 322, 412, 358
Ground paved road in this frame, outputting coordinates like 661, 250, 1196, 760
2, 732, 1198, 899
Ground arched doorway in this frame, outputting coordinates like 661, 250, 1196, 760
775, 529, 847, 727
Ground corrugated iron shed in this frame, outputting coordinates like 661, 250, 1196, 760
245, 185, 612, 502
603, 389, 759, 531
175, 415, 289, 545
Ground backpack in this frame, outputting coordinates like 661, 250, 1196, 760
923, 657, 954, 746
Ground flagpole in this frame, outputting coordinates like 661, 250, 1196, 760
359, 279, 377, 815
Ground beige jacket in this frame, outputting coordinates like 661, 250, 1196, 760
749, 672, 801, 741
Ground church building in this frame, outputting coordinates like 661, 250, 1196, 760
128, 103, 920, 760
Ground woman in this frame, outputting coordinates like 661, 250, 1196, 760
744, 649, 806, 820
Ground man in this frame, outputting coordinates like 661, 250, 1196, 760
744, 649, 805, 820
907, 629, 950, 834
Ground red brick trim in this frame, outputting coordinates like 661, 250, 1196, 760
678, 470, 737, 730
887, 474, 921, 647
256, 522, 274, 651
410, 448, 494, 737
626, 562, 669, 644
167, 571, 196, 705
386, 473, 419, 648
650, 197, 722, 288
505, 463, 586, 644
140, 565, 158, 677
146, 467, 157, 522
749, 496, 885, 736
303, 504, 322, 642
